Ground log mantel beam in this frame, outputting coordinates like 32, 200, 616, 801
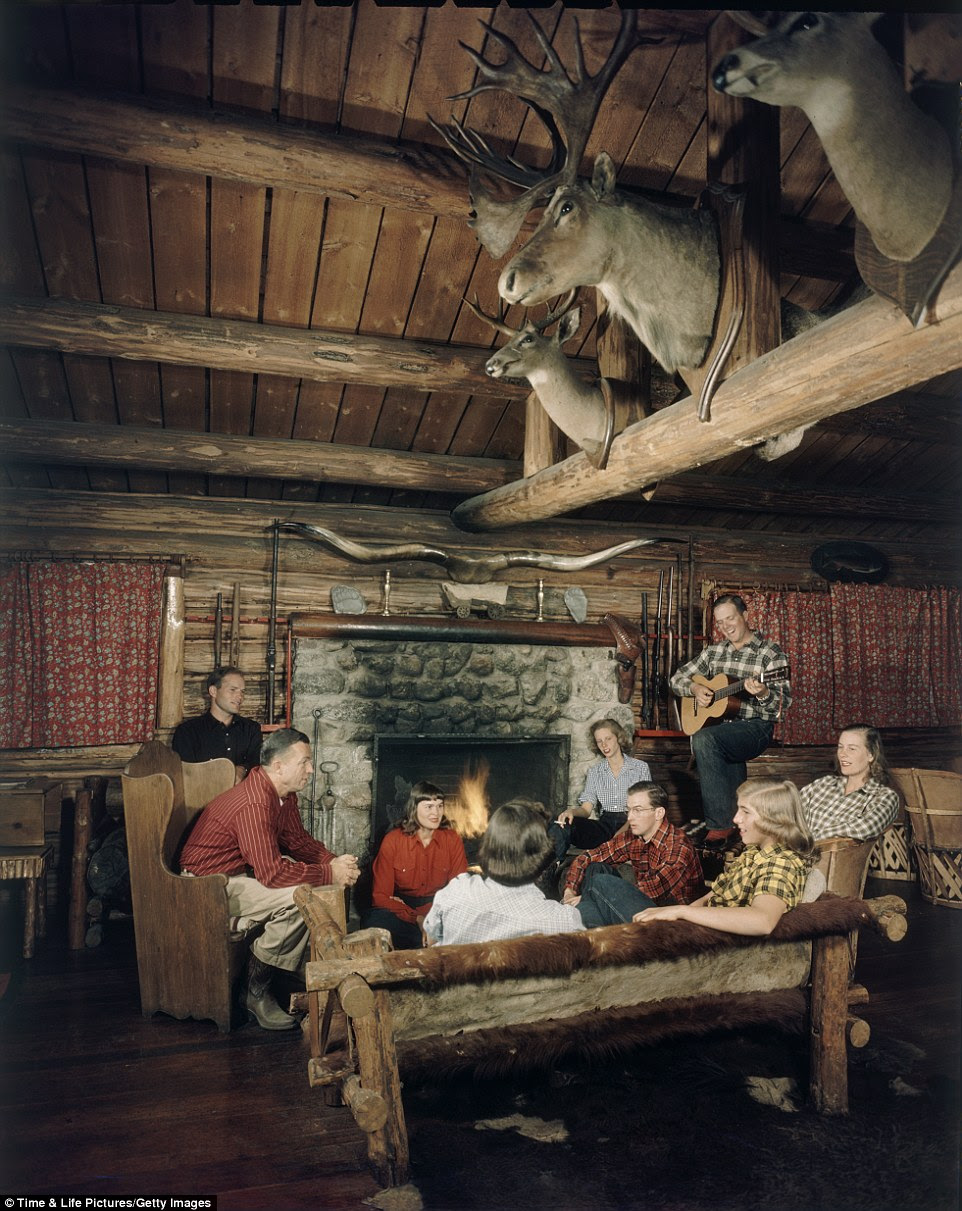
3, 84, 854, 282
451, 263, 962, 531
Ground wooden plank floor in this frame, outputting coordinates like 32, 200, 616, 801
0, 876, 959, 1209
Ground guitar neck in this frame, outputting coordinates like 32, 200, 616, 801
714, 665, 788, 702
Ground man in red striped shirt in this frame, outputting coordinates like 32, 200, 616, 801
180, 728, 359, 1030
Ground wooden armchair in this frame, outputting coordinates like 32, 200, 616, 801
121, 741, 242, 1032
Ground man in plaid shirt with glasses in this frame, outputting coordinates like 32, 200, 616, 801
670, 595, 791, 850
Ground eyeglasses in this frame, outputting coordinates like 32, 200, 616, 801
627, 805, 658, 815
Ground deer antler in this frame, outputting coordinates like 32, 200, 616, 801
532, 289, 579, 332
465, 290, 580, 336
431, 11, 650, 258
464, 293, 518, 336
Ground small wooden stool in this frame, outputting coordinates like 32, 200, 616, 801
0, 844, 53, 958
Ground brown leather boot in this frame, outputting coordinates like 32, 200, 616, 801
243, 953, 297, 1030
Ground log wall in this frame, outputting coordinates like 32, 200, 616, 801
0, 486, 959, 772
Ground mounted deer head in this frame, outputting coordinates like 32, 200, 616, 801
712, 12, 954, 264
467, 291, 615, 465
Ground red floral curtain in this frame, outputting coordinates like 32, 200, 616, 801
741, 590, 836, 745
830, 584, 962, 730
0, 561, 166, 749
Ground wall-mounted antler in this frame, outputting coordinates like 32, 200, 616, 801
431, 11, 652, 258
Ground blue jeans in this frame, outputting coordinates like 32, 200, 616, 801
576, 867, 656, 927
548, 812, 628, 863
690, 718, 774, 830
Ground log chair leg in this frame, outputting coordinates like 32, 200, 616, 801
347, 933, 410, 1187
810, 933, 851, 1114
22, 875, 39, 959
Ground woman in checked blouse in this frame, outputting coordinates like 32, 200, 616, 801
634, 779, 817, 937
800, 725, 899, 842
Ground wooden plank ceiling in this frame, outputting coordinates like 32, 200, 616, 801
0, 1, 958, 544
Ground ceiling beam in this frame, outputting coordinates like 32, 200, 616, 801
0, 419, 519, 494
650, 473, 953, 524
0, 418, 950, 524
451, 263, 962, 531
3, 85, 854, 282
0, 296, 526, 399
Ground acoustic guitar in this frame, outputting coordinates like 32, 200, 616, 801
679, 664, 790, 736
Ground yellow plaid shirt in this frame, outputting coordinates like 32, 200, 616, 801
708, 843, 807, 910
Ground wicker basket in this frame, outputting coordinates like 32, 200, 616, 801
868, 824, 914, 881
904, 769, 962, 910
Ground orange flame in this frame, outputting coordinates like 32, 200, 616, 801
443, 760, 491, 838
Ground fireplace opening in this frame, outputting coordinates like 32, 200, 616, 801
371, 733, 570, 860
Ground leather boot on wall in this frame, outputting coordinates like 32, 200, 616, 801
242, 952, 297, 1030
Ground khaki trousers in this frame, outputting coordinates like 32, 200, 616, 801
225, 875, 308, 972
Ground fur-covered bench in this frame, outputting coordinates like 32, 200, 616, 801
293, 887, 906, 1188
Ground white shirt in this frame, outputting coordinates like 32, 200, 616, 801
423, 872, 584, 946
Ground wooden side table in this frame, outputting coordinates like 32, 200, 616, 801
0, 844, 53, 958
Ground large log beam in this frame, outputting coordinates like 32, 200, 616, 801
0, 295, 525, 399
0, 418, 950, 523
0, 419, 519, 494
3, 85, 853, 282
451, 264, 962, 531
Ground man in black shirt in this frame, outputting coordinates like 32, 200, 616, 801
171, 666, 261, 783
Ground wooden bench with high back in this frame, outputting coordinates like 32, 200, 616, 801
293, 879, 907, 1188
121, 740, 240, 1032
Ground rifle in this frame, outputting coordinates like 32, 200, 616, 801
652, 570, 664, 729
664, 564, 674, 702
640, 591, 651, 729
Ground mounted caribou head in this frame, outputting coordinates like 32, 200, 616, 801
712, 12, 955, 264
433, 12, 721, 376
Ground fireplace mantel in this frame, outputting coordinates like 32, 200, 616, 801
289, 613, 614, 648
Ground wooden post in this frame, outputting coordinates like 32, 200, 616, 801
67, 784, 93, 951
156, 571, 185, 730
705, 13, 782, 372
809, 933, 851, 1114
523, 391, 564, 478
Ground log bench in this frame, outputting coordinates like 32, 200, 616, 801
293, 886, 907, 1188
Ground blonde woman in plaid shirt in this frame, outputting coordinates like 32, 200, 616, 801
634, 779, 816, 937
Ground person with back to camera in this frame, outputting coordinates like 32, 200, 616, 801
361, 780, 468, 950
670, 595, 792, 851
633, 779, 817, 936
423, 800, 584, 945
801, 724, 899, 842
546, 717, 652, 870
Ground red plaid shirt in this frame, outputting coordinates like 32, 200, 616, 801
564, 819, 703, 906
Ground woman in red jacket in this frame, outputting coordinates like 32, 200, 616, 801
362, 780, 468, 949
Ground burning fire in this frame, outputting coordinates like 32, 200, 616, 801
443, 760, 491, 838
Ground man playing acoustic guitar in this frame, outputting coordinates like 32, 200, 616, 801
670, 594, 791, 850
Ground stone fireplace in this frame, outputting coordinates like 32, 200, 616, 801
289, 615, 628, 860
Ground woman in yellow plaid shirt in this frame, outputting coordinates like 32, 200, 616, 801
633, 779, 816, 937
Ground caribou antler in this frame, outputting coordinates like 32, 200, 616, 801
431, 10, 651, 258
